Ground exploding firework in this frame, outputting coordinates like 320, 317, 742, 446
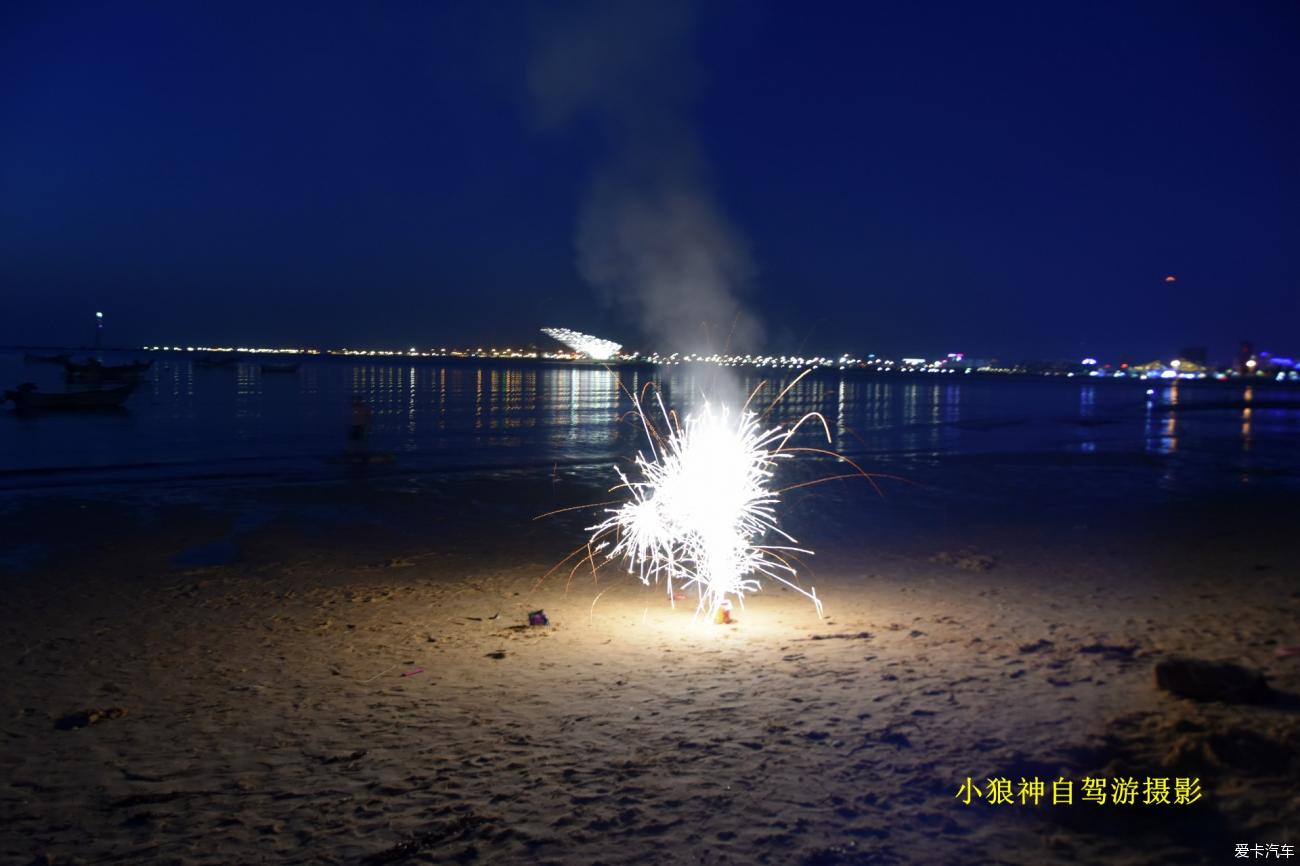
589, 389, 825, 621
541, 327, 622, 361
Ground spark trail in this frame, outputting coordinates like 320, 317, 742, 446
590, 390, 825, 621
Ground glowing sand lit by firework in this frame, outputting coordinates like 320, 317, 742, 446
591, 395, 824, 621
541, 327, 622, 361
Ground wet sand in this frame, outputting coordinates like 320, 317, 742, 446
1, 481, 1297, 865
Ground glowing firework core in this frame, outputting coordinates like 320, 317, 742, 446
591, 397, 823, 621
541, 327, 622, 360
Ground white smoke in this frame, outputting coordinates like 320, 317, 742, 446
530, 0, 762, 354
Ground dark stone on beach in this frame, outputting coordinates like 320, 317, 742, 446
1154, 657, 1271, 704
1019, 639, 1054, 653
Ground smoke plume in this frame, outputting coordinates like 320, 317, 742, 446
530, 0, 762, 354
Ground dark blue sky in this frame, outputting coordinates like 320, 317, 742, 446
2, 1, 1296, 361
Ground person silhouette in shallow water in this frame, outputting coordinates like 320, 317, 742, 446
348, 396, 372, 450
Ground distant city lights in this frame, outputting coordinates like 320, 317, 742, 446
127, 340, 1299, 382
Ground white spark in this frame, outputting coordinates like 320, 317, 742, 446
590, 392, 823, 622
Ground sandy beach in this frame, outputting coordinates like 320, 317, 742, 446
5, 0, 1297, 861
2, 479, 1296, 866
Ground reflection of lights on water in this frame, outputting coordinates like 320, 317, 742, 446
1162, 385, 1179, 453
1241, 386, 1254, 454
1079, 386, 1095, 415
1144, 386, 1178, 455
1079, 385, 1096, 451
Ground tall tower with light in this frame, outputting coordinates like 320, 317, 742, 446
94, 311, 104, 349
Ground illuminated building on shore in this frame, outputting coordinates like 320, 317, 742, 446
540, 328, 622, 361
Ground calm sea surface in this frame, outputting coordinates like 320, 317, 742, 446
2, 350, 1298, 510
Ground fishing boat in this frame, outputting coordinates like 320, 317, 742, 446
4, 382, 137, 410
260, 362, 300, 373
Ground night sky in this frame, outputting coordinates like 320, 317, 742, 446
2, 1, 1296, 361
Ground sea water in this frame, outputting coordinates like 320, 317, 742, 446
1, 350, 1297, 514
